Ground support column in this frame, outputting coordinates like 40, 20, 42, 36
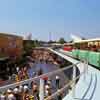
84, 59, 88, 79
39, 78, 45, 100
72, 64, 76, 98
86, 60, 88, 74
83, 60, 86, 80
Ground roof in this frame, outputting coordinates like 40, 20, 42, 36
51, 43, 62, 46
74, 38, 100, 43
0, 33, 23, 39
64, 43, 74, 45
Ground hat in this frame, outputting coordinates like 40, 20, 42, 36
8, 94, 16, 100
19, 85, 23, 90
19, 85, 23, 93
13, 88, 19, 94
47, 80, 51, 85
56, 75, 59, 79
7, 89, 12, 93
23, 85, 29, 92
45, 85, 50, 90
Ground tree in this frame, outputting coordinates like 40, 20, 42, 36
82, 37, 86, 40
58, 38, 66, 44
69, 40, 73, 43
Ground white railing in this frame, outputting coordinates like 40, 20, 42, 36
0, 60, 89, 100
0, 64, 75, 91
44, 62, 88, 100
0, 47, 89, 100
44, 72, 84, 100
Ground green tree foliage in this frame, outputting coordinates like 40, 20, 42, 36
23, 40, 41, 55
58, 38, 66, 44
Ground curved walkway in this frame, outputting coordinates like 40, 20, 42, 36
49, 48, 100, 100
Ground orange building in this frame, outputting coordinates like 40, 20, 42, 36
0, 33, 23, 58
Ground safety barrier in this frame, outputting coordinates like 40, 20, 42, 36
88, 51, 100, 67
0, 60, 86, 100
72, 50, 79, 58
0, 47, 90, 100
41, 61, 86, 100
78, 50, 89, 60
44, 72, 84, 100
67, 50, 100, 68
0, 64, 73, 91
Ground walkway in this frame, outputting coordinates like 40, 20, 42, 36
49, 48, 100, 100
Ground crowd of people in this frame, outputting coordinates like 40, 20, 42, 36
0, 75, 63, 100
32, 49, 61, 64
0, 49, 66, 100
31, 49, 57, 64
14, 49, 62, 82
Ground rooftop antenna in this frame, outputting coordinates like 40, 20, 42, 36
49, 32, 52, 42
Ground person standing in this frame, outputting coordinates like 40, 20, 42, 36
55, 76, 60, 89
19, 85, 24, 100
0, 92, 6, 100
23, 85, 30, 100
32, 83, 39, 100
6, 89, 16, 100
13, 87, 21, 100
57, 92, 63, 100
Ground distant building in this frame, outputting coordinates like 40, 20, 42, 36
0, 33, 23, 59
24, 33, 32, 40
70, 34, 82, 42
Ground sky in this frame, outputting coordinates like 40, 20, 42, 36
0, 0, 100, 41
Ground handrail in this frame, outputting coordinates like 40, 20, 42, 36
0, 62, 81, 91
45, 48, 88, 100
44, 71, 84, 100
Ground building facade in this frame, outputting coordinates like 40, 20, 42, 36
0, 33, 23, 58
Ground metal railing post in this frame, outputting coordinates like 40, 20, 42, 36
83, 59, 88, 80
86, 60, 88, 74
72, 64, 76, 98
84, 60, 86, 80
39, 78, 45, 100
